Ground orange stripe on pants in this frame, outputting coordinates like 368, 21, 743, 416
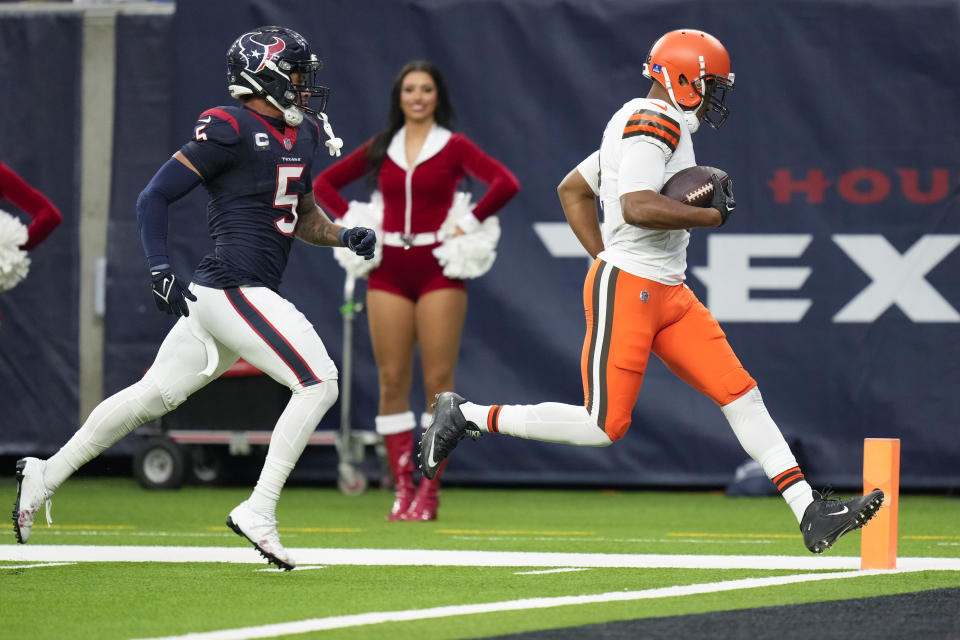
581, 260, 756, 441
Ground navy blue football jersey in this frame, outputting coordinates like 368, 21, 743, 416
179, 105, 322, 291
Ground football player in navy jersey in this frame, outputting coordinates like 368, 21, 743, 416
12, 26, 375, 571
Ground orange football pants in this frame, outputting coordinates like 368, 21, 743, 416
581, 259, 756, 441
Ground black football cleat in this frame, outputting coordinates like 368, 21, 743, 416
801, 488, 884, 553
419, 392, 481, 480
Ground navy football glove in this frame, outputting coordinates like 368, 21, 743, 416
338, 226, 376, 260
710, 174, 736, 226
150, 267, 196, 317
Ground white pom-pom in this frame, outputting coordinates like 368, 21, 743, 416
0, 208, 31, 292
438, 191, 473, 239
432, 193, 500, 279
332, 192, 384, 278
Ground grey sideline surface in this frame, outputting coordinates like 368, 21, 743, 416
486, 587, 960, 640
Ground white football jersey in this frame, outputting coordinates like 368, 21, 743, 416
580, 97, 697, 285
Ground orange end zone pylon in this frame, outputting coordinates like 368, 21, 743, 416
861, 438, 900, 570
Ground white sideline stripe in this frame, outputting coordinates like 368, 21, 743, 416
515, 567, 591, 575
129, 570, 903, 640
0, 562, 77, 570
2, 545, 959, 571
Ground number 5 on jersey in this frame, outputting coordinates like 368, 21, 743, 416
194, 116, 212, 141
274, 165, 304, 235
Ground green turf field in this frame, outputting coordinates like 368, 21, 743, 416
1, 478, 958, 639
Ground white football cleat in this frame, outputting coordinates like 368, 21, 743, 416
13, 457, 54, 544
226, 500, 295, 571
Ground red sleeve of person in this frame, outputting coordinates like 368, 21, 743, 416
0, 161, 63, 251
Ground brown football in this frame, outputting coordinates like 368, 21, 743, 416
660, 166, 729, 208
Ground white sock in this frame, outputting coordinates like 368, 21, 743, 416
720, 387, 813, 523
783, 483, 815, 522
460, 402, 486, 429
248, 380, 338, 518
374, 411, 416, 435
45, 377, 170, 491
460, 402, 612, 446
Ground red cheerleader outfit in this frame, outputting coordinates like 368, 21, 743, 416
1, 161, 63, 251
313, 125, 519, 300
0, 161, 63, 322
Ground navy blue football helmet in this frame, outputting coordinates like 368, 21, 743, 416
226, 26, 330, 126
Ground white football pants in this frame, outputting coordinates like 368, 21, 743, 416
44, 284, 339, 498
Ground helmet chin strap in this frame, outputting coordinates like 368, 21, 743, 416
317, 112, 343, 157
659, 67, 701, 134
239, 69, 303, 127
274, 98, 304, 127
238, 69, 341, 152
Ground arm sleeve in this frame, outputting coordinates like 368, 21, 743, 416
136, 157, 203, 270
453, 135, 520, 223
617, 139, 668, 197
311, 141, 372, 219
0, 162, 63, 251
575, 150, 601, 196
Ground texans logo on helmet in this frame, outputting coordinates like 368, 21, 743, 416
237, 31, 287, 73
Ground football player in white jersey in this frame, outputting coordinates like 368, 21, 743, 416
421, 29, 883, 554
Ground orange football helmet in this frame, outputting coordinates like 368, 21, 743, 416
642, 29, 735, 130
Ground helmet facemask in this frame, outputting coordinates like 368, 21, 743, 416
233, 56, 330, 127
692, 73, 734, 130
276, 56, 330, 116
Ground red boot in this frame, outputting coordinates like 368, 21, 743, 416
382, 431, 416, 521
402, 461, 445, 521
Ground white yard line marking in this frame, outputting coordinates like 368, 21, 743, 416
451, 535, 778, 545
0, 562, 77, 570
437, 529, 595, 536
514, 568, 591, 575
255, 565, 325, 573
1, 545, 958, 571
128, 569, 911, 640
39, 530, 233, 538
